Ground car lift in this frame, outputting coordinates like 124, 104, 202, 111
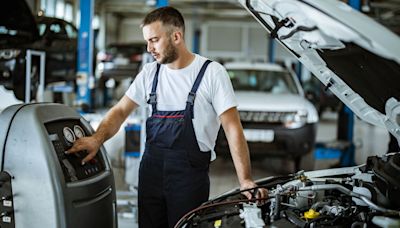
76, 0, 95, 112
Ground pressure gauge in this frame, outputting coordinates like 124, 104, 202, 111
63, 127, 75, 143
74, 125, 85, 139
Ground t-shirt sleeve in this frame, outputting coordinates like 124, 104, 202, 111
125, 65, 148, 106
210, 64, 238, 116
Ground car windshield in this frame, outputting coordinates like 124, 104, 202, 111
228, 69, 299, 94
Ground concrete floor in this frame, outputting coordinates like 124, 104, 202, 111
115, 111, 391, 228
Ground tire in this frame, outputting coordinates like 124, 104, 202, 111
13, 62, 39, 101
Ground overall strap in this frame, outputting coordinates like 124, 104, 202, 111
186, 59, 212, 118
147, 64, 161, 113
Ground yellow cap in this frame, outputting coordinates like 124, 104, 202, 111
304, 209, 320, 219
214, 219, 222, 227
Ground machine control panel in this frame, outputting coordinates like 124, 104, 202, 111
46, 120, 106, 183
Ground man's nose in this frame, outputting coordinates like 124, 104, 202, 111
147, 44, 153, 52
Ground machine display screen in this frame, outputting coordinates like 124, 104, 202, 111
45, 120, 106, 182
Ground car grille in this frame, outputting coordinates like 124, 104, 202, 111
239, 111, 298, 124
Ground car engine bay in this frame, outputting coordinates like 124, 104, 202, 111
175, 153, 400, 228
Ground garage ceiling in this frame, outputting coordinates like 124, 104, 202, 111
94, 0, 400, 34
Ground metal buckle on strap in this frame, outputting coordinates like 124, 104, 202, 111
148, 92, 157, 104
187, 92, 196, 105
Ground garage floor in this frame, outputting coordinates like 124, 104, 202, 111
115, 111, 391, 228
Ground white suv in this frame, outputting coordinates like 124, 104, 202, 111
216, 62, 319, 170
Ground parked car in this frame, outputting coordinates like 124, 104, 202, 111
177, 0, 400, 227
0, 1, 77, 101
96, 42, 147, 81
95, 42, 148, 107
215, 62, 319, 170
35, 16, 77, 83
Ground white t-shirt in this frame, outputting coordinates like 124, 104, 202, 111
125, 54, 237, 160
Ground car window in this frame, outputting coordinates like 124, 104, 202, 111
38, 23, 46, 36
65, 23, 77, 39
42, 22, 68, 39
228, 69, 299, 94
50, 23, 63, 34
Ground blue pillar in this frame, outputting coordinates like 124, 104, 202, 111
268, 39, 275, 63
76, 0, 94, 112
348, 0, 362, 11
156, 0, 169, 8
193, 29, 200, 54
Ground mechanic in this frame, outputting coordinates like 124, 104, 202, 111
67, 6, 267, 228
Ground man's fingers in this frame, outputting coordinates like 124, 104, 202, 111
258, 189, 268, 199
66, 138, 88, 154
66, 143, 82, 154
81, 152, 96, 165
242, 191, 252, 200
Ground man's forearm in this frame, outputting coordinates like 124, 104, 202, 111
227, 129, 254, 185
93, 109, 126, 144
220, 108, 254, 185
93, 96, 138, 144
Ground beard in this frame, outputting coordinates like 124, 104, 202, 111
159, 38, 178, 64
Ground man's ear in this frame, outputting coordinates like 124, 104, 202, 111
172, 30, 183, 44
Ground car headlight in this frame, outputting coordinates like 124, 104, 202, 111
283, 110, 308, 129
0, 49, 21, 60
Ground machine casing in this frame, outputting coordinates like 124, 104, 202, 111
0, 103, 117, 228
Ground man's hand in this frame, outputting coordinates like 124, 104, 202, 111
66, 136, 102, 165
240, 180, 268, 201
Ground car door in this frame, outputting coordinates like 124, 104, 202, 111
62, 21, 77, 82
40, 19, 76, 83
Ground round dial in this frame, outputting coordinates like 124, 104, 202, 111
63, 127, 75, 143
74, 125, 85, 139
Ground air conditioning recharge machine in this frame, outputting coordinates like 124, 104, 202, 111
0, 103, 117, 228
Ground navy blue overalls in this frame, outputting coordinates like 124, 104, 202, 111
138, 60, 212, 228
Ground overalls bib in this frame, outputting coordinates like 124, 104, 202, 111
138, 60, 212, 228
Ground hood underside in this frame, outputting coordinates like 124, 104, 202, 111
0, 1, 39, 45
239, 0, 400, 140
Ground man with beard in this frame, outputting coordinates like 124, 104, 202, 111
67, 6, 266, 228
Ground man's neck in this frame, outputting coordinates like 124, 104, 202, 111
167, 49, 195, 70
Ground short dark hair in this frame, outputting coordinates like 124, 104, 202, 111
142, 6, 185, 33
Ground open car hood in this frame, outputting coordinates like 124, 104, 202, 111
0, 1, 39, 45
239, 0, 400, 143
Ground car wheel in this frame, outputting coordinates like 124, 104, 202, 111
13, 64, 39, 101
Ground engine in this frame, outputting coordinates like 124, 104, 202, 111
175, 153, 400, 228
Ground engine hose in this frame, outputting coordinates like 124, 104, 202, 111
299, 184, 400, 216
311, 201, 329, 210
360, 196, 400, 216
299, 184, 356, 197
285, 210, 307, 228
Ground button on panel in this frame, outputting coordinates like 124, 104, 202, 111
46, 120, 106, 183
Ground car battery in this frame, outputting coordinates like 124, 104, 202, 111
0, 103, 117, 228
